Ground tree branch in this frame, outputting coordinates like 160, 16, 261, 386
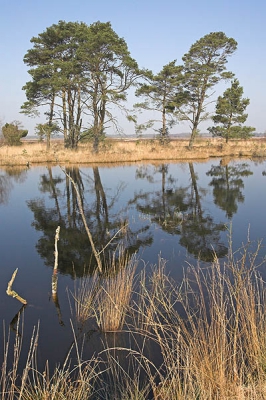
6, 269, 27, 305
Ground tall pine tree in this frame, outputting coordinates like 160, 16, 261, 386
177, 32, 237, 149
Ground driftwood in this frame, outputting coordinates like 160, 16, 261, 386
6, 269, 27, 305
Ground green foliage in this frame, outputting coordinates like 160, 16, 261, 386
35, 123, 59, 142
79, 127, 105, 143
178, 32, 238, 148
207, 163, 253, 218
134, 61, 183, 140
2, 121, 28, 145
208, 79, 255, 141
22, 20, 141, 151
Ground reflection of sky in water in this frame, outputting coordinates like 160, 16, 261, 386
0, 160, 266, 370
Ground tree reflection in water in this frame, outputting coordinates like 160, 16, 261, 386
26, 161, 255, 273
27, 166, 153, 277
132, 163, 228, 262
0, 166, 28, 204
206, 159, 253, 219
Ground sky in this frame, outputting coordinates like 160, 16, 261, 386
0, 0, 265, 136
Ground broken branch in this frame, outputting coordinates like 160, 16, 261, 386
6, 269, 27, 305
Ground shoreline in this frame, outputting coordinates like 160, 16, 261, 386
1, 137, 266, 167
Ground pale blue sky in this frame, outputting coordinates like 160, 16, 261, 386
0, 0, 265, 135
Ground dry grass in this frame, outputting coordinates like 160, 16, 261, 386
0, 320, 100, 400
72, 236, 266, 399
73, 246, 138, 332
2, 238, 266, 399
73, 273, 100, 324
95, 250, 138, 332
133, 241, 266, 399
1, 137, 266, 166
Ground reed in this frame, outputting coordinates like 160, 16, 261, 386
95, 250, 138, 332
136, 241, 266, 399
73, 273, 100, 324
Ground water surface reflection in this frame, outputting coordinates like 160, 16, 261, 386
0, 159, 266, 371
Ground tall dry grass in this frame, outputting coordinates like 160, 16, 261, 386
1, 137, 266, 166
2, 239, 266, 399
95, 251, 137, 332
133, 241, 266, 399
73, 247, 138, 332
1, 318, 101, 400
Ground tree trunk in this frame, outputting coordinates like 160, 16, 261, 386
162, 107, 166, 142
93, 132, 99, 153
62, 89, 68, 147
46, 131, 51, 151
47, 92, 55, 151
189, 126, 198, 149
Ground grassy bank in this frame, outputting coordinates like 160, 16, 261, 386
2, 240, 266, 399
1, 137, 266, 166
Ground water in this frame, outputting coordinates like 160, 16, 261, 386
1, 159, 266, 371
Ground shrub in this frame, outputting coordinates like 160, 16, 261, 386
2, 121, 28, 146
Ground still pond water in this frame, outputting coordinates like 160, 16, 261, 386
1, 159, 266, 370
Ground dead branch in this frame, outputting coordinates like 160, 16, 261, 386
6, 269, 27, 305
52, 226, 60, 295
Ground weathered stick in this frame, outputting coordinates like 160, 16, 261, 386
52, 226, 60, 295
6, 269, 27, 305
51, 226, 64, 326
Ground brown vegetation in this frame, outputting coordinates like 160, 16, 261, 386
1, 137, 266, 166
3, 240, 266, 399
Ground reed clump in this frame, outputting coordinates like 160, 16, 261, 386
74, 247, 138, 332
95, 251, 137, 332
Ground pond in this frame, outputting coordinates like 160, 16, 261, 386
1, 158, 266, 374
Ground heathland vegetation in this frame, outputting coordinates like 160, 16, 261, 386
1, 20, 266, 400
1, 137, 266, 167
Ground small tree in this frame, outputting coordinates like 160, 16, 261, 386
35, 122, 59, 150
208, 79, 255, 142
134, 61, 183, 143
2, 121, 28, 145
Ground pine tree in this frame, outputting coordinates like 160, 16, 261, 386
177, 32, 237, 149
208, 79, 255, 142
134, 61, 183, 142
22, 21, 140, 151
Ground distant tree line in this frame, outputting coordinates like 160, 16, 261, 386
2, 21, 255, 149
